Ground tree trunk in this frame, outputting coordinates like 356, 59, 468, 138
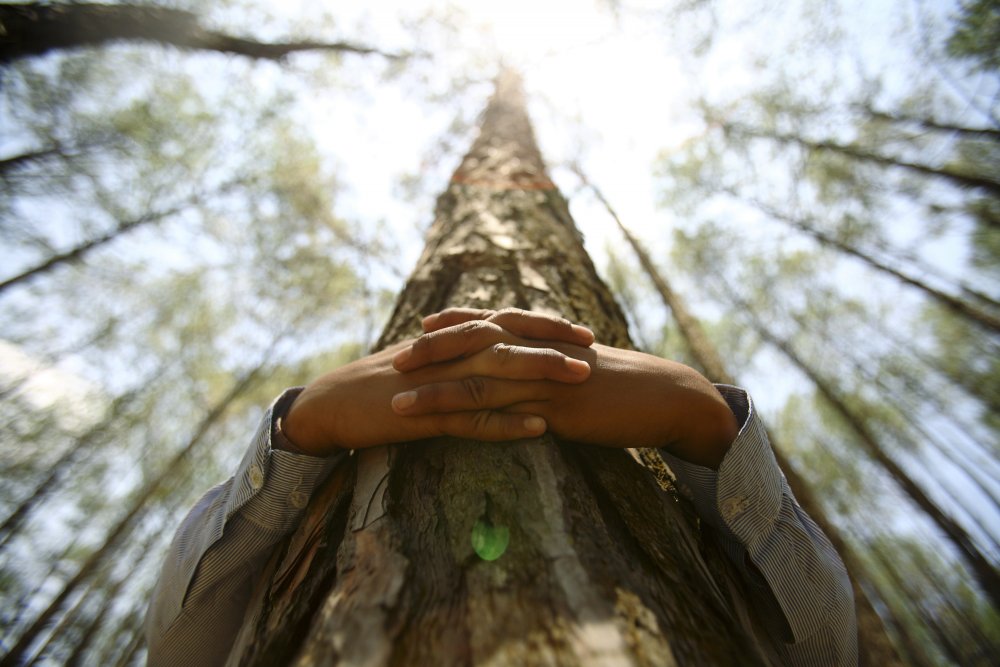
0, 145, 66, 176
0, 3, 403, 64
721, 121, 1000, 198
733, 193, 1000, 334
0, 387, 145, 547
573, 167, 902, 666
719, 283, 1000, 611
0, 361, 269, 666
229, 71, 785, 667
0, 182, 237, 295
858, 105, 1000, 142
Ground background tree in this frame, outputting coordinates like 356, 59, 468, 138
1, 0, 997, 663
0, 3, 404, 63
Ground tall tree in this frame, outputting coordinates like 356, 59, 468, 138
572, 165, 902, 666
228, 71, 786, 666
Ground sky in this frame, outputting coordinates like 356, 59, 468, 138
2, 0, 979, 421
1, 3, 997, 661
235, 0, 968, 402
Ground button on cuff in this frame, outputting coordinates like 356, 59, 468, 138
288, 490, 309, 509
248, 464, 265, 491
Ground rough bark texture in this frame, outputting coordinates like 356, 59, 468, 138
229, 72, 786, 666
573, 168, 901, 665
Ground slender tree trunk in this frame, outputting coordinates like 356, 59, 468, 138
721, 121, 1000, 198
230, 71, 784, 667
0, 386, 146, 547
858, 105, 1000, 142
573, 166, 903, 666
0, 3, 404, 63
720, 284, 1000, 611
855, 546, 936, 667
109, 611, 147, 667
865, 546, 969, 666
732, 193, 1000, 333
61, 531, 160, 667
0, 181, 243, 294
0, 146, 65, 176
779, 307, 1000, 518
0, 361, 268, 666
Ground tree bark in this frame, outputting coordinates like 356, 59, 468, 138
230, 71, 785, 667
0, 3, 404, 64
573, 166, 903, 666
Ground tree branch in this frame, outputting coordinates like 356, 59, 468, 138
0, 3, 408, 63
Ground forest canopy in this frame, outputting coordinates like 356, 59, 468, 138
0, 1, 997, 665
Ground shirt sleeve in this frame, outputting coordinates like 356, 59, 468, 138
660, 385, 858, 666
145, 388, 345, 667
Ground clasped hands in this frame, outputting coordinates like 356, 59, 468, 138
284, 308, 738, 468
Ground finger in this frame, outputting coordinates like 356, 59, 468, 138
461, 343, 590, 383
394, 320, 512, 371
423, 307, 595, 347
487, 308, 595, 346
422, 308, 494, 333
428, 410, 547, 441
391, 378, 547, 415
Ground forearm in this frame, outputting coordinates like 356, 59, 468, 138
661, 386, 857, 665
146, 389, 342, 667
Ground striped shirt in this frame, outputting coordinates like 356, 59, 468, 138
145, 386, 857, 666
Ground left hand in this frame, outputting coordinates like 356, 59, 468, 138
392, 309, 739, 469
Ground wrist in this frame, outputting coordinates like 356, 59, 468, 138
282, 394, 343, 456
661, 372, 739, 470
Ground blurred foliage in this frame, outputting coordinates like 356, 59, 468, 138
634, 0, 1000, 663
1, 0, 998, 665
946, 0, 1000, 72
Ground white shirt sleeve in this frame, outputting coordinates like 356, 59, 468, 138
145, 388, 344, 667
660, 385, 858, 666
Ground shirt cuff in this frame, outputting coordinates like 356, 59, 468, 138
659, 385, 783, 546
222, 388, 344, 533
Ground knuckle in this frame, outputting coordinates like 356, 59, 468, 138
461, 377, 489, 408
463, 320, 495, 335
461, 321, 500, 353
471, 410, 493, 435
492, 342, 515, 365
543, 348, 566, 368
411, 332, 433, 355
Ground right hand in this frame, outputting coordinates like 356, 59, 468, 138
282, 309, 596, 455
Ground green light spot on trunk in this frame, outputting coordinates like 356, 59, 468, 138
471, 519, 510, 561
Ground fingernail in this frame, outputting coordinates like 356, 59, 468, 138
524, 416, 546, 433
393, 347, 412, 367
572, 324, 595, 342
392, 391, 417, 411
421, 314, 438, 330
565, 358, 590, 375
